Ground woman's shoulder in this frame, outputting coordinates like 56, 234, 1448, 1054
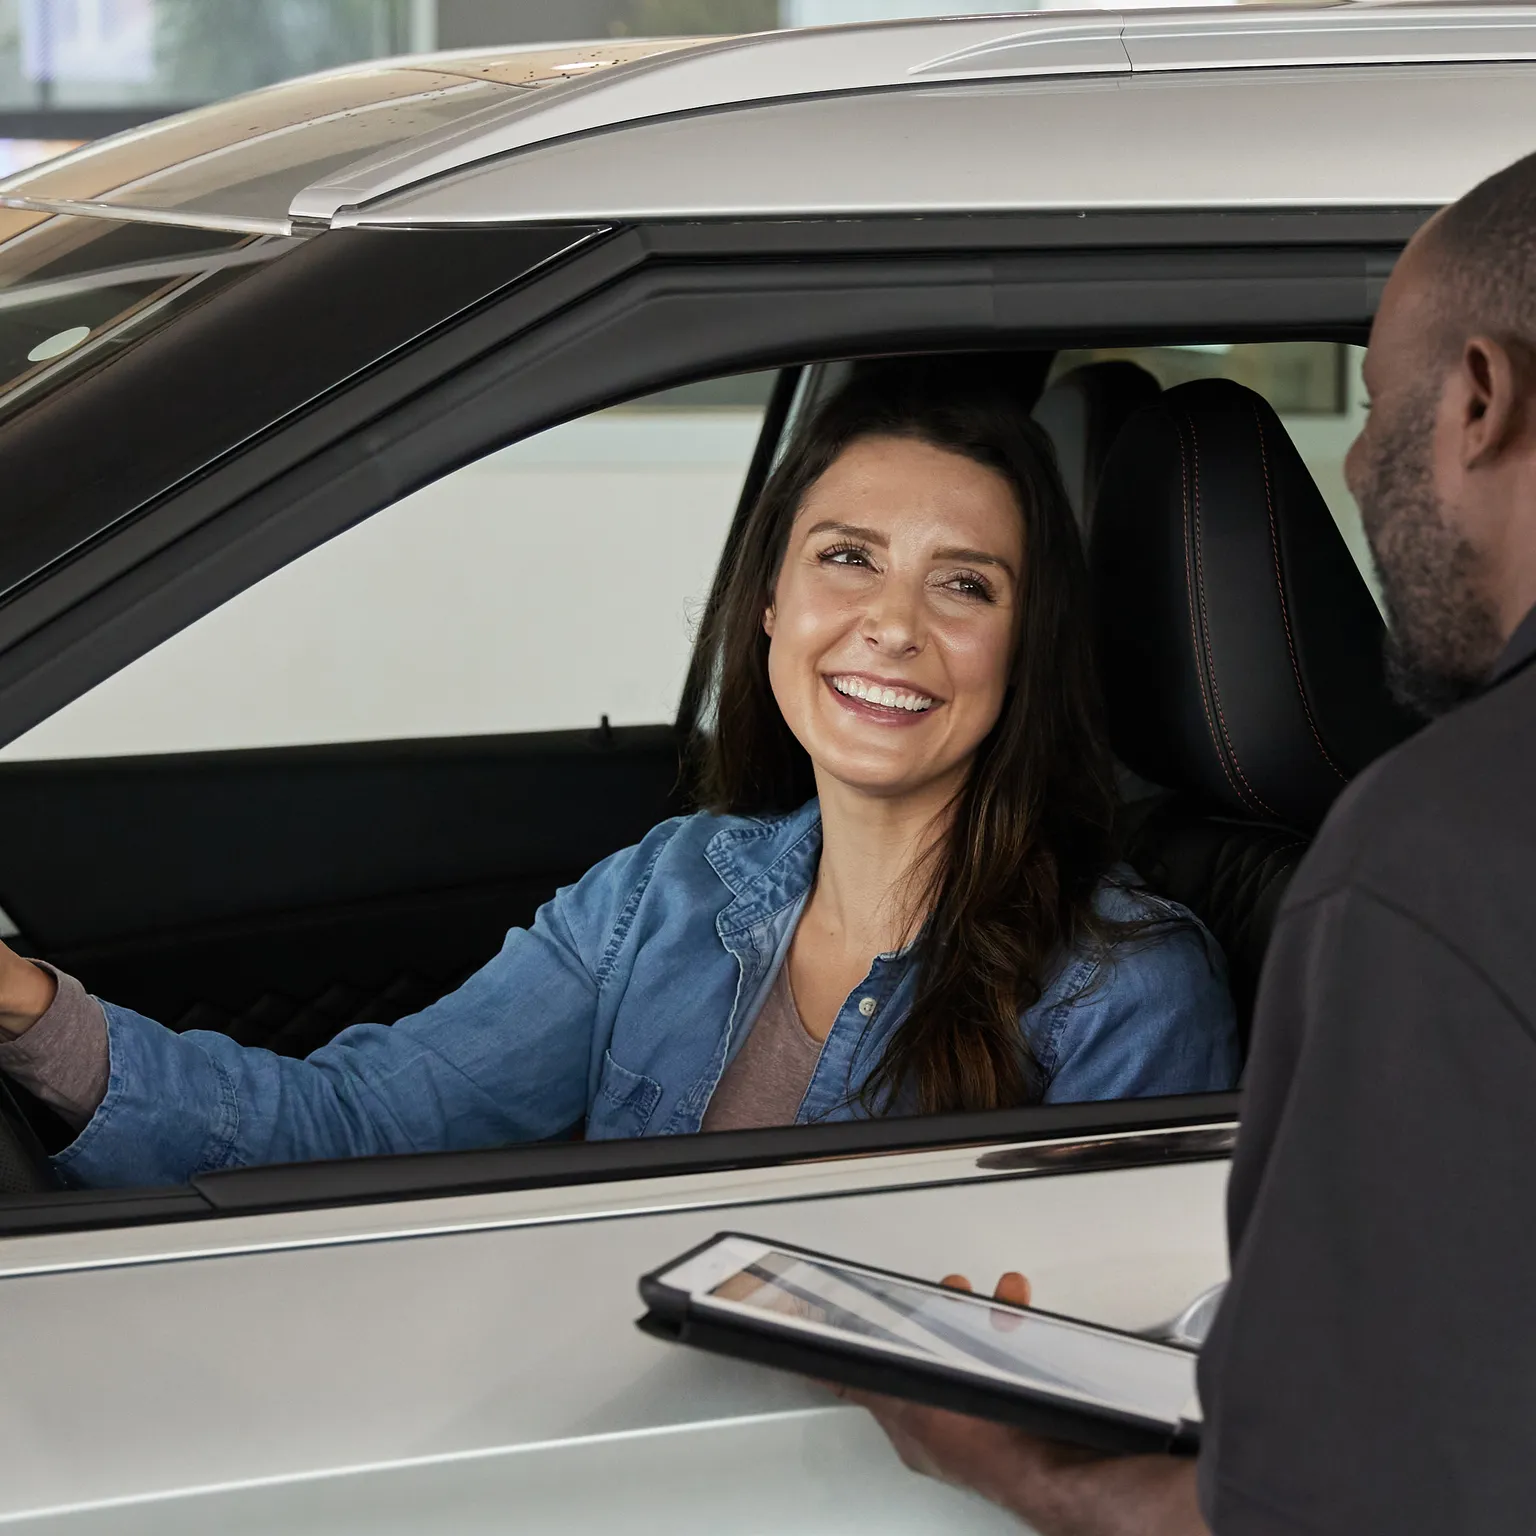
1088, 864, 1206, 930
1070, 865, 1229, 999
1031, 866, 1239, 1100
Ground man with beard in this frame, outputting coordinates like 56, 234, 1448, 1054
841, 147, 1536, 1534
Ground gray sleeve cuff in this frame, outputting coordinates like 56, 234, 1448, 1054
0, 964, 110, 1130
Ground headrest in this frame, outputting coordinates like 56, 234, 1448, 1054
1090, 379, 1416, 833
1032, 361, 1161, 532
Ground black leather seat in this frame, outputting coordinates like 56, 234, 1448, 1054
1033, 361, 1161, 532
1090, 378, 1418, 1037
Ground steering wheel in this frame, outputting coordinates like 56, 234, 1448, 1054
0, 1071, 61, 1194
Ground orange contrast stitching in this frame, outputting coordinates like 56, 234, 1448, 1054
1253, 402, 1348, 783
1188, 414, 1277, 818
1179, 416, 1251, 811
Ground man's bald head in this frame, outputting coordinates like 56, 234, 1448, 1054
1416, 147, 1536, 365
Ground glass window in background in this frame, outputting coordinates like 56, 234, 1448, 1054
0, 139, 79, 176
0, 0, 426, 111
1049, 343, 1378, 602
0, 1, 1243, 123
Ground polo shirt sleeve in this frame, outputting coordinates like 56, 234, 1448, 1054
1197, 882, 1536, 1535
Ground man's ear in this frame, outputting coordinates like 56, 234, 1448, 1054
1459, 335, 1526, 468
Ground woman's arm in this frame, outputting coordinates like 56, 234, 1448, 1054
0, 960, 109, 1127
30, 822, 689, 1188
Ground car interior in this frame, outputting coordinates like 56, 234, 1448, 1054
0, 335, 1416, 1180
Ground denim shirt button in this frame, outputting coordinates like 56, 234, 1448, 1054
857, 996, 878, 1018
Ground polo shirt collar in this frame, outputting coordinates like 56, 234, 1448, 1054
1487, 601, 1536, 687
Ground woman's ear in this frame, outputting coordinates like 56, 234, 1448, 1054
763, 603, 776, 638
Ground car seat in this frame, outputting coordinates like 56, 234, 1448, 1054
1089, 378, 1419, 1041
1032, 360, 1161, 533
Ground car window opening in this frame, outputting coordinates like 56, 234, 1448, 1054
0, 329, 1395, 1225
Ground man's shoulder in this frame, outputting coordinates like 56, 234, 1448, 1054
1287, 665, 1536, 927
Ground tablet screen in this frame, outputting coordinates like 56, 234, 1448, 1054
699, 1245, 1199, 1428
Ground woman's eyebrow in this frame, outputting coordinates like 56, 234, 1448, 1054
934, 546, 1017, 580
805, 519, 887, 545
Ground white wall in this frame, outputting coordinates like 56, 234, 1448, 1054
0, 409, 762, 760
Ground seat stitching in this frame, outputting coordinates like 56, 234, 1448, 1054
1188, 413, 1277, 818
1253, 401, 1349, 784
1178, 414, 1250, 810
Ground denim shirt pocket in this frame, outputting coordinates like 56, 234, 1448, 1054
593, 1049, 664, 1138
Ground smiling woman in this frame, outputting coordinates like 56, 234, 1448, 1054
697, 363, 1239, 1121
0, 360, 1237, 1188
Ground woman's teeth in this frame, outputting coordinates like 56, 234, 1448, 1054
830, 676, 936, 713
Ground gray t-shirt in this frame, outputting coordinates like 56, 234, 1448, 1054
0, 964, 108, 1129
1197, 612, 1536, 1536
701, 960, 825, 1132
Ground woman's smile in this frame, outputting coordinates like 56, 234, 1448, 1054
824, 672, 941, 723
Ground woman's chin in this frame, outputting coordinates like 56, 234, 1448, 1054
813, 754, 964, 806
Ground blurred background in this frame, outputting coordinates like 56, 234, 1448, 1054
0, 0, 1149, 176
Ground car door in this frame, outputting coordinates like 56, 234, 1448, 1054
0, 203, 1412, 1529
0, 370, 787, 1068
0, 1122, 1233, 1534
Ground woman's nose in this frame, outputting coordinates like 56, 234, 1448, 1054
861, 578, 924, 656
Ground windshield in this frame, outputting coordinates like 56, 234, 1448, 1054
0, 210, 297, 427
0, 42, 702, 233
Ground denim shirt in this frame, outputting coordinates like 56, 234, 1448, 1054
58, 802, 1239, 1188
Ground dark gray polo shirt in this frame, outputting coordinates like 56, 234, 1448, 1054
1197, 608, 1536, 1535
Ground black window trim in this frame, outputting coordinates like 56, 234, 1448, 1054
0, 205, 1430, 1235
0, 208, 1429, 754
0, 1092, 1239, 1237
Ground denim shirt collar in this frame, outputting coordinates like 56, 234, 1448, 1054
704, 798, 824, 934
704, 798, 917, 960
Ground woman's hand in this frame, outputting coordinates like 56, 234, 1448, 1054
0, 941, 56, 1037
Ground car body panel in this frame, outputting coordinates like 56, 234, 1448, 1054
10, 6, 1536, 236
0, 1146, 1230, 1527
337, 61, 1536, 228
296, 2, 1536, 226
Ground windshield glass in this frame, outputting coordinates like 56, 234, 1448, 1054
0, 43, 702, 232
0, 210, 297, 427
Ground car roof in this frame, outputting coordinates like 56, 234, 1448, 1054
2, 3, 1536, 236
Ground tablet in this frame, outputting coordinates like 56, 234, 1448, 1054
638, 1232, 1202, 1455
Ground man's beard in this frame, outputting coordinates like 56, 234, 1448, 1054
1355, 389, 1503, 719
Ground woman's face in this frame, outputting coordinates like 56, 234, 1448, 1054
765, 434, 1025, 804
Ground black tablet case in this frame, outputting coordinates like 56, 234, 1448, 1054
638, 1232, 1200, 1457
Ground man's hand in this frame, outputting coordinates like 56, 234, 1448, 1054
0, 941, 55, 1037
835, 1271, 1209, 1536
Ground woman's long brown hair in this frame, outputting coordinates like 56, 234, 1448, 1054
692, 359, 1122, 1115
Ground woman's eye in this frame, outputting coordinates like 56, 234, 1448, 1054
819, 543, 873, 568
943, 572, 996, 602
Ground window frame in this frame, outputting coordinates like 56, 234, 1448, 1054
0, 206, 1429, 1234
